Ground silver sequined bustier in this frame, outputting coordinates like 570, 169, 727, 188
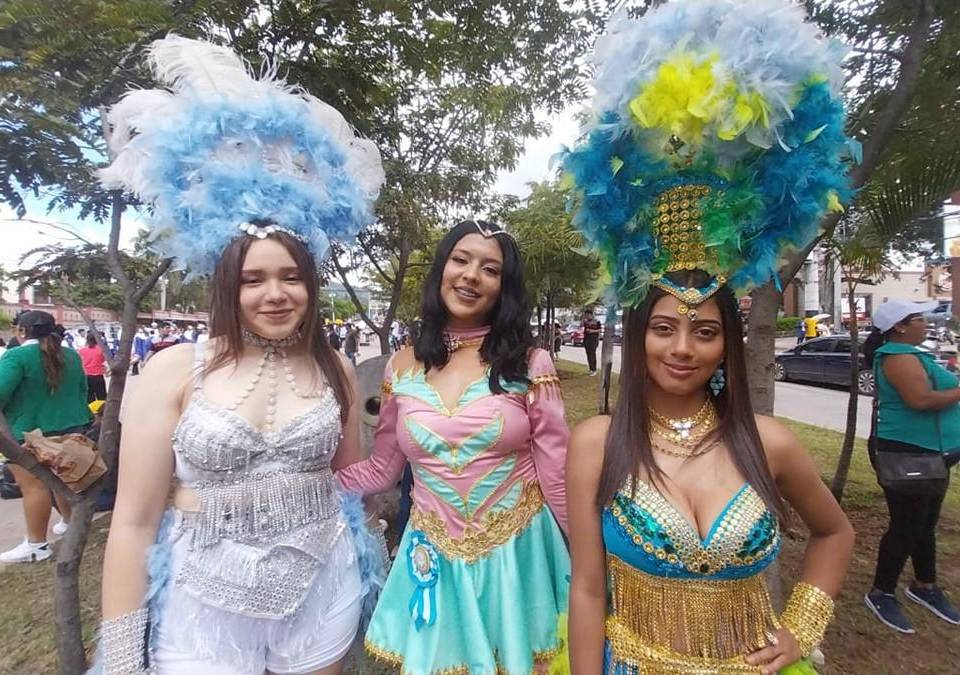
171, 386, 347, 618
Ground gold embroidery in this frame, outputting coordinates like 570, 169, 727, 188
381, 379, 393, 396
411, 481, 545, 563
607, 556, 778, 665
365, 635, 559, 674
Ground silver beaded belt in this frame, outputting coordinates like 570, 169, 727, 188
183, 469, 340, 548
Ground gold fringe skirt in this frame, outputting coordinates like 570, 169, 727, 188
606, 555, 779, 673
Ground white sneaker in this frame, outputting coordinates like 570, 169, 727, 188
53, 519, 69, 536
0, 539, 52, 563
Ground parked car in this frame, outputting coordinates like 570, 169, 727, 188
774, 334, 875, 396
563, 323, 584, 346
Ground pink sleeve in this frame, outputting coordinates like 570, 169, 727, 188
527, 349, 570, 533
336, 360, 407, 495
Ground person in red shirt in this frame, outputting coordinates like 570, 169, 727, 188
78, 332, 107, 402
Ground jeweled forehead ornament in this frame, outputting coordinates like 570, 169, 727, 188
473, 220, 515, 241
650, 184, 727, 321
239, 222, 310, 245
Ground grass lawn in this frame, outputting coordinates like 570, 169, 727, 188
1, 361, 957, 674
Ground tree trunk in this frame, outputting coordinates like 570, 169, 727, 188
831, 277, 862, 502
54, 495, 96, 675
744, 281, 782, 415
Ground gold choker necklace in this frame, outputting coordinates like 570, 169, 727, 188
443, 334, 487, 352
650, 398, 717, 447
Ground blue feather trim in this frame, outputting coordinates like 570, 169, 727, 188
339, 490, 388, 633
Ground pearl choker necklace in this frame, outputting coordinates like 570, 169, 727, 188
232, 328, 315, 431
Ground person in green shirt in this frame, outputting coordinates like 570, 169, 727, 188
862, 299, 960, 634
0, 310, 91, 563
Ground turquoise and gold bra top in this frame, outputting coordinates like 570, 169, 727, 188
603, 475, 780, 580
602, 477, 783, 674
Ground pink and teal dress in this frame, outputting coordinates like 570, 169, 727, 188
337, 329, 570, 674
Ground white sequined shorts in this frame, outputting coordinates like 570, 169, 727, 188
152, 512, 362, 674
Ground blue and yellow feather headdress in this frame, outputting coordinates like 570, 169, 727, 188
99, 35, 384, 276
561, 0, 855, 313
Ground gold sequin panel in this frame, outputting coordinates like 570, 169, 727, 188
607, 555, 778, 665
654, 184, 712, 272
411, 480, 545, 564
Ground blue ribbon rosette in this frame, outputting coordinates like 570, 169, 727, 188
406, 530, 440, 631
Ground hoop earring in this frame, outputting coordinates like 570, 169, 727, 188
709, 366, 726, 397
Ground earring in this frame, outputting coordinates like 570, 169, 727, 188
709, 366, 726, 396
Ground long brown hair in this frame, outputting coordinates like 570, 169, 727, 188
206, 227, 352, 422
38, 334, 66, 392
596, 269, 785, 521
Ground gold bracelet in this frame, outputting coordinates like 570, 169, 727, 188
780, 582, 834, 657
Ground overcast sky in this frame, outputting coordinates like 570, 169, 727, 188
2, 107, 583, 275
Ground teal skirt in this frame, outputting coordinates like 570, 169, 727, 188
364, 506, 570, 674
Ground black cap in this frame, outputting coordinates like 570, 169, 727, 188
17, 310, 56, 338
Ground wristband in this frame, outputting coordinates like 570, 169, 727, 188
100, 608, 151, 674
780, 582, 834, 657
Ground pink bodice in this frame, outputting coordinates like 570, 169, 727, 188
337, 346, 569, 541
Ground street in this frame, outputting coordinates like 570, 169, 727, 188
560, 340, 872, 438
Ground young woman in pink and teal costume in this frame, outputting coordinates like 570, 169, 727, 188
338, 220, 570, 674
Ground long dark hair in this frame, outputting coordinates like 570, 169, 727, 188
207, 225, 351, 422
415, 220, 535, 393
596, 269, 785, 521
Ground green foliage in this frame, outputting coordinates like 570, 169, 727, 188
777, 317, 802, 332
499, 181, 600, 309
319, 292, 361, 322
15, 240, 159, 312
0, 0, 205, 219
212, 0, 613, 337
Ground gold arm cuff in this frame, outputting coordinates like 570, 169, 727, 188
780, 581, 834, 657
381, 379, 393, 396
410, 481, 544, 563
527, 374, 562, 403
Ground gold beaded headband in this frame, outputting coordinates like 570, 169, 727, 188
650, 184, 725, 320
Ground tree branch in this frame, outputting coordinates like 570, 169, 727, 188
357, 233, 396, 286
329, 254, 378, 331
55, 278, 120, 372
132, 258, 174, 304
850, 0, 935, 187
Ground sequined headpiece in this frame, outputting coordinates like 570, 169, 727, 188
561, 0, 855, 317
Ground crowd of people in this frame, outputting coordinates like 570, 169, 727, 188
1, 3, 958, 674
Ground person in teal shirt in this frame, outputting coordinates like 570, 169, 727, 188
863, 299, 960, 634
0, 311, 91, 563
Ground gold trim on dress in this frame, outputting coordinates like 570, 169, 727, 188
607, 555, 778, 664
411, 481, 545, 563
365, 636, 559, 675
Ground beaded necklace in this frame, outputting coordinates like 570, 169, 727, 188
225, 328, 320, 431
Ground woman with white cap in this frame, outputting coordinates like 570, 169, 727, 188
863, 298, 960, 633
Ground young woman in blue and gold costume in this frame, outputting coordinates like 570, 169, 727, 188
562, 1, 856, 673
